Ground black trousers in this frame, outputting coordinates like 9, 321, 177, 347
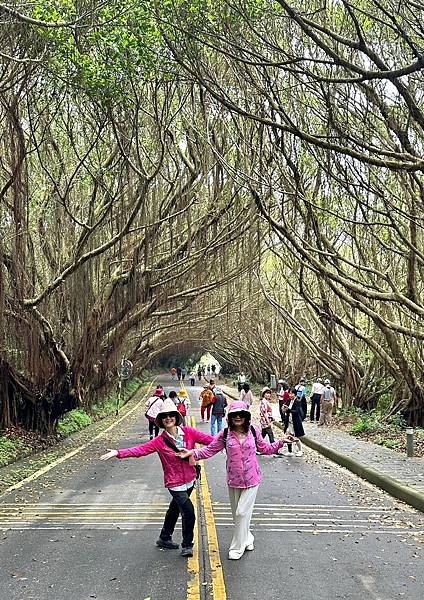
160, 485, 195, 548
148, 420, 159, 438
310, 394, 321, 421
261, 426, 275, 443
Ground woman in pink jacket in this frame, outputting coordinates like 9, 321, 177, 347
100, 398, 213, 557
179, 401, 293, 560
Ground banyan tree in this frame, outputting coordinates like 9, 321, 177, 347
1, 1, 424, 429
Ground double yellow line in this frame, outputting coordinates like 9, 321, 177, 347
178, 379, 226, 600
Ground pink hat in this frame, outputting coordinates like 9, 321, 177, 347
227, 400, 250, 414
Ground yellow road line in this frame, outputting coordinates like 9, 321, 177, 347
187, 488, 200, 600
200, 463, 227, 600
189, 414, 227, 600
186, 414, 201, 600
0, 380, 155, 496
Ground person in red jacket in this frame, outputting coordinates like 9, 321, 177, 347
100, 398, 213, 557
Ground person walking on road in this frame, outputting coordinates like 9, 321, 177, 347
295, 377, 308, 421
309, 377, 325, 422
175, 389, 191, 426
170, 367, 177, 380
259, 387, 275, 443
100, 398, 213, 557
318, 379, 337, 426
145, 389, 165, 439
239, 383, 253, 408
237, 371, 246, 392
210, 387, 227, 435
189, 371, 196, 386
278, 381, 290, 422
281, 387, 305, 457
178, 401, 295, 560
197, 365, 202, 381
200, 384, 213, 422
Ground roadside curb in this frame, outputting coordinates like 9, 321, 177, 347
273, 421, 424, 514
218, 383, 424, 513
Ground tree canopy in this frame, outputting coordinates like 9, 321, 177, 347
1, 0, 424, 430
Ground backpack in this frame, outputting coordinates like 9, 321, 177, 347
323, 386, 335, 401
296, 385, 306, 399
223, 425, 257, 448
212, 393, 227, 416
176, 400, 187, 416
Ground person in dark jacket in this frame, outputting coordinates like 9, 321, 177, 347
295, 377, 307, 421
210, 387, 227, 435
281, 387, 305, 457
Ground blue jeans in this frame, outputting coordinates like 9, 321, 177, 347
211, 414, 223, 435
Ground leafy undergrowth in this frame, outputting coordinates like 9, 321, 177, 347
0, 376, 144, 468
0, 428, 56, 468
333, 408, 424, 458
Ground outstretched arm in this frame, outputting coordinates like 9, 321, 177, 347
100, 438, 158, 460
255, 427, 296, 455
193, 433, 225, 460
100, 449, 118, 460
179, 431, 225, 461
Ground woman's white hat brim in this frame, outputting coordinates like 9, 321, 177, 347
155, 398, 183, 427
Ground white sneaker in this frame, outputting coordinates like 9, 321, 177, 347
295, 450, 303, 457
286, 451, 294, 457
245, 543, 254, 551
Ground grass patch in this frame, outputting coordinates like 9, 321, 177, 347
374, 436, 402, 449
334, 406, 424, 457
56, 409, 92, 436
58, 376, 144, 435
349, 411, 381, 435
0, 436, 28, 468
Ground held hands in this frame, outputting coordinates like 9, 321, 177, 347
176, 448, 197, 467
100, 449, 118, 460
177, 448, 194, 459
283, 435, 298, 443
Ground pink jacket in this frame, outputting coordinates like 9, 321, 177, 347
117, 426, 213, 489
193, 426, 285, 488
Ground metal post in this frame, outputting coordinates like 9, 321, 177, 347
116, 380, 121, 416
406, 427, 414, 458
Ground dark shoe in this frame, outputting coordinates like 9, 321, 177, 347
181, 546, 193, 557
156, 538, 179, 549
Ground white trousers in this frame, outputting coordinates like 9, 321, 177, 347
228, 485, 258, 557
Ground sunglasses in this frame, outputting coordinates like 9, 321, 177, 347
161, 413, 177, 419
230, 412, 247, 418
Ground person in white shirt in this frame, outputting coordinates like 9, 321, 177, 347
237, 371, 246, 392
309, 377, 325, 422
239, 383, 254, 407
259, 387, 274, 443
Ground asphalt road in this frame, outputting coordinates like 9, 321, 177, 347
0, 375, 423, 600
